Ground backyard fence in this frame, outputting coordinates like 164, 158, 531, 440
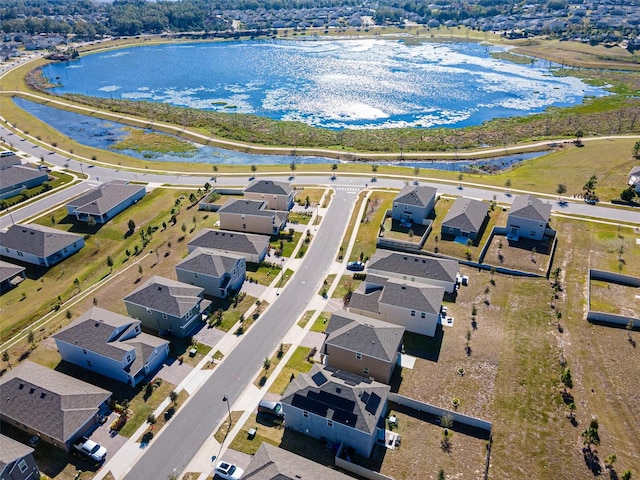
587, 270, 640, 327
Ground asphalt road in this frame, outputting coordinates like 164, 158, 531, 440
121, 187, 357, 480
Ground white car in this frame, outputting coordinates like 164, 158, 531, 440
215, 461, 244, 480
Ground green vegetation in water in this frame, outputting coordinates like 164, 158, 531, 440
111, 127, 198, 154
212, 101, 227, 106
224, 105, 238, 109
490, 51, 535, 64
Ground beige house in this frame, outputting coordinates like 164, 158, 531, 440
218, 199, 288, 236
323, 311, 404, 384
244, 179, 295, 211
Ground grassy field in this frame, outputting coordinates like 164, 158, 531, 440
349, 191, 396, 262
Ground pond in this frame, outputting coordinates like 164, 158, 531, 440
41, 38, 607, 130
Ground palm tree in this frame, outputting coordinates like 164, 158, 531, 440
505, 178, 512, 195
556, 183, 567, 200
289, 161, 296, 178
413, 166, 420, 184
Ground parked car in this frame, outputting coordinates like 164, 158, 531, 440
214, 461, 244, 480
257, 399, 284, 420
347, 261, 365, 271
72, 437, 107, 462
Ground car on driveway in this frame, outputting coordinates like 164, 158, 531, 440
214, 461, 244, 480
347, 261, 365, 271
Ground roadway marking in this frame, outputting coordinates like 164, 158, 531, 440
334, 186, 361, 193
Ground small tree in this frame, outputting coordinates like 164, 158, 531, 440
250, 164, 257, 176
147, 413, 156, 426
561, 367, 573, 388
263, 356, 271, 371
169, 390, 179, 405
582, 418, 600, 450
289, 161, 297, 177
413, 166, 420, 183
556, 183, 567, 199
633, 140, 640, 158
575, 129, 584, 146
2, 350, 10, 369
505, 178, 512, 194
621, 470, 632, 480
128, 219, 136, 233
106, 256, 114, 272
437, 470, 446, 480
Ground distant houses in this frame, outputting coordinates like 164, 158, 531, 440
123, 276, 211, 338
391, 185, 437, 226
506, 194, 552, 241
188, 229, 270, 264
0, 361, 111, 452
53, 307, 169, 387
176, 248, 246, 298
65, 181, 146, 224
0, 224, 84, 267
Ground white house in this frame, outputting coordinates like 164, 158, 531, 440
218, 199, 288, 236
244, 179, 295, 211
628, 166, 640, 193
391, 185, 437, 226
53, 307, 169, 387
176, 248, 245, 298
506, 194, 552, 241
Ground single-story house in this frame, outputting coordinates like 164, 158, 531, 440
175, 248, 245, 298
0, 165, 48, 200
281, 364, 389, 458
0, 260, 26, 294
0, 361, 111, 452
366, 250, 459, 293
506, 194, 552, 241
65, 181, 146, 224
218, 199, 288, 236
628, 166, 640, 193
0, 434, 40, 480
391, 185, 437, 226
349, 275, 444, 337
123, 275, 212, 338
188, 229, 270, 264
244, 179, 295, 211
242, 443, 352, 479
323, 311, 404, 384
53, 307, 169, 387
0, 224, 85, 267
441, 197, 488, 241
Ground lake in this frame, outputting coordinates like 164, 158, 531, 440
41, 38, 607, 130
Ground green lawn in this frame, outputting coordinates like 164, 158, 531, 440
297, 310, 316, 328
208, 294, 257, 332
246, 262, 282, 286
270, 231, 302, 258
349, 191, 396, 262
268, 346, 314, 395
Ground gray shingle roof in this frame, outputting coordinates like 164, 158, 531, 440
123, 276, 204, 318
0, 153, 21, 170
0, 224, 83, 258
281, 364, 389, 435
441, 197, 488, 233
0, 165, 47, 190
375, 276, 444, 314
0, 260, 25, 284
244, 179, 293, 196
325, 312, 404, 362
242, 443, 352, 479
393, 185, 437, 208
65, 181, 146, 216
53, 307, 138, 361
188, 229, 269, 258
509, 194, 552, 222
629, 166, 640, 185
367, 250, 459, 284
176, 248, 243, 277
219, 198, 284, 218
0, 361, 111, 444
0, 433, 33, 470
122, 332, 169, 375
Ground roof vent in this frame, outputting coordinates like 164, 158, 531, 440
336, 387, 342, 394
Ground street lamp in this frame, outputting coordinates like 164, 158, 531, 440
277, 257, 285, 295
222, 395, 232, 441
79, 162, 84, 176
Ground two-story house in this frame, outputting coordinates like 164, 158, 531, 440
0, 362, 111, 452
441, 197, 489, 242
53, 307, 169, 387
218, 199, 288, 236
65, 181, 146, 224
0, 224, 85, 267
391, 185, 437, 226
506, 194, 552, 241
244, 179, 295, 211
123, 276, 212, 338
323, 311, 404, 384
188, 229, 270, 264
281, 364, 389, 458
628, 166, 640, 193
0, 434, 40, 480
366, 250, 459, 293
349, 275, 444, 337
175, 248, 245, 298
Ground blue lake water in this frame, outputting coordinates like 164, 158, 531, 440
41, 38, 607, 130
14, 97, 545, 170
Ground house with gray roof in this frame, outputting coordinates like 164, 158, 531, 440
123, 276, 211, 338
506, 194, 552, 241
242, 443, 352, 480
391, 185, 437, 225
188, 229, 269, 264
281, 364, 389, 458
441, 197, 488, 242
0, 361, 111, 452
0, 224, 84, 267
349, 275, 444, 337
0, 260, 26, 294
175, 248, 245, 298
0, 434, 40, 480
323, 311, 404, 384
0, 152, 21, 170
628, 165, 640, 193
65, 181, 146, 224
218, 199, 288, 235
366, 249, 459, 293
53, 307, 169, 387
0, 165, 48, 200
244, 179, 295, 211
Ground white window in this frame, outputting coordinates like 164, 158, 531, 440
411, 310, 416, 317
18, 459, 28, 473
363, 367, 369, 375
421, 312, 426, 319
356, 352, 362, 360
327, 420, 333, 427
303, 411, 309, 418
